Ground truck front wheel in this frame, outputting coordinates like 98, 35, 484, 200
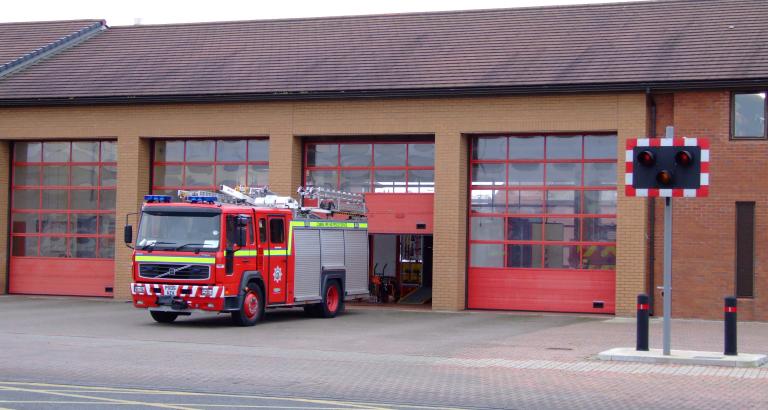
150, 311, 178, 323
232, 283, 264, 326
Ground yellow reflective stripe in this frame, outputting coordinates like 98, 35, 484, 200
358, 223, 368, 229
234, 250, 258, 257
308, 221, 355, 228
264, 249, 288, 256
135, 256, 215, 264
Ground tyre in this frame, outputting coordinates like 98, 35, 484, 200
150, 311, 178, 323
319, 280, 344, 318
231, 283, 265, 326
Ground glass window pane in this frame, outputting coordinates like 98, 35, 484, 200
407, 170, 434, 193
43, 142, 69, 162
247, 165, 269, 186
470, 217, 504, 240
582, 245, 616, 269
472, 164, 505, 186
185, 140, 215, 162
545, 217, 580, 241
41, 213, 68, 233
509, 136, 544, 159
71, 190, 97, 210
306, 170, 337, 189
340, 144, 372, 166
269, 219, 284, 244
471, 190, 505, 214
70, 237, 97, 258
545, 245, 580, 269
12, 236, 38, 256
507, 190, 543, 214
583, 218, 617, 242
546, 163, 581, 186
11, 213, 39, 233
734, 93, 766, 138
98, 238, 115, 259
340, 170, 371, 193
13, 166, 39, 186
42, 190, 68, 209
508, 163, 543, 186
248, 139, 269, 162
216, 165, 246, 187
42, 165, 68, 186
71, 165, 98, 186
408, 144, 434, 166
153, 165, 183, 187
14, 142, 41, 162
13, 189, 39, 209
99, 214, 116, 235
99, 190, 116, 210
584, 163, 616, 186
507, 244, 542, 268
547, 136, 581, 159
507, 217, 543, 240
69, 214, 97, 234
546, 191, 581, 214
72, 142, 99, 162
472, 137, 505, 160
584, 191, 617, 215
307, 144, 337, 167
101, 141, 117, 162
100, 166, 117, 186
470, 243, 504, 267
374, 169, 406, 193
185, 165, 214, 187
154, 141, 184, 162
584, 135, 617, 159
216, 140, 247, 162
374, 144, 406, 166
40, 236, 67, 257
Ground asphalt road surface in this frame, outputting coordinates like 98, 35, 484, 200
1, 296, 766, 409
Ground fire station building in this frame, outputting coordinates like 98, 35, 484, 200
0, 0, 766, 320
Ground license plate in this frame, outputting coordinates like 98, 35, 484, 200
163, 285, 179, 296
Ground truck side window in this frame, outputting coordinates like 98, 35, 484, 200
226, 216, 236, 249
269, 219, 284, 244
247, 218, 255, 245
258, 218, 267, 243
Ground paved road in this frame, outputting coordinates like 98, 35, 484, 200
0, 296, 766, 409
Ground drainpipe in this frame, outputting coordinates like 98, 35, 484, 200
646, 90, 657, 315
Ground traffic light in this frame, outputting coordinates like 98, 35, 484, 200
631, 144, 702, 190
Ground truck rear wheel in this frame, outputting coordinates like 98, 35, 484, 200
150, 311, 178, 323
320, 280, 344, 318
232, 283, 264, 326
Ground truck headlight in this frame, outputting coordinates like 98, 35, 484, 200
200, 288, 213, 297
133, 284, 146, 294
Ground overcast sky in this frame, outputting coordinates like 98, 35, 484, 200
4, 0, 638, 26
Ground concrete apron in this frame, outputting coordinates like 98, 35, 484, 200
597, 347, 768, 368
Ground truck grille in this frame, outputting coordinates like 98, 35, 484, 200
139, 264, 211, 280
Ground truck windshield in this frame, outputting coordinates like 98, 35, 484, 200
137, 211, 221, 251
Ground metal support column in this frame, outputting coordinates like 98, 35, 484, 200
663, 196, 672, 355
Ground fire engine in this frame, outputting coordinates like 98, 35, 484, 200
124, 185, 369, 326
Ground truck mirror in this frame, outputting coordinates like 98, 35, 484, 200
124, 225, 133, 244
225, 249, 235, 274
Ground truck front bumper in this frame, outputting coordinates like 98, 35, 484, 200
130, 282, 227, 312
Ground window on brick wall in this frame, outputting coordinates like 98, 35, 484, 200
735, 202, 755, 298
732, 92, 767, 139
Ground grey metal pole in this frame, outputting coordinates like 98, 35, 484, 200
663, 196, 672, 355
662, 125, 674, 356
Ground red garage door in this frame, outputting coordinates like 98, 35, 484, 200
10, 141, 117, 297
468, 134, 617, 313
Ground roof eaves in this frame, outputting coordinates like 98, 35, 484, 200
0, 20, 107, 79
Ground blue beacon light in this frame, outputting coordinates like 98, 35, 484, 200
144, 195, 172, 203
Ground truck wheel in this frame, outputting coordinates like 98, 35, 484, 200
150, 311, 178, 323
232, 283, 264, 326
320, 280, 344, 318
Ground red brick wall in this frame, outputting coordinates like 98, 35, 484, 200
652, 90, 767, 320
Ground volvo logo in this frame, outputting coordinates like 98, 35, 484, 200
156, 265, 192, 278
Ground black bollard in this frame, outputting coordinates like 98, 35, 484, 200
636, 294, 650, 351
724, 296, 737, 356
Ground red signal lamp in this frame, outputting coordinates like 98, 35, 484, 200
675, 150, 694, 167
656, 170, 673, 186
637, 150, 655, 167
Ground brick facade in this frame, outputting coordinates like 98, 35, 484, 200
0, 93, 647, 313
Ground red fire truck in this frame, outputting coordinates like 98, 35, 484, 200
124, 185, 369, 326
